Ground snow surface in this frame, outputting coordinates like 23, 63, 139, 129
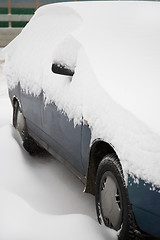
0, 57, 117, 239
3, 2, 160, 188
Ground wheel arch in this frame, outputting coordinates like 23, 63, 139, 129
12, 96, 22, 127
12, 96, 21, 108
85, 139, 119, 195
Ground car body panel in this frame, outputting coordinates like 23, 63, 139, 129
132, 205, 160, 237
128, 176, 160, 217
21, 90, 43, 131
81, 124, 91, 175
128, 175, 160, 236
42, 100, 84, 174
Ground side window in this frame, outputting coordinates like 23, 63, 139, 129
51, 35, 81, 78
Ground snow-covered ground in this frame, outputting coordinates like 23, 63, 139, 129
0, 49, 116, 240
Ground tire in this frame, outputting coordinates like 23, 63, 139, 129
95, 154, 137, 240
13, 100, 43, 154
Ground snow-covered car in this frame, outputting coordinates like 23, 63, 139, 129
4, 1, 160, 239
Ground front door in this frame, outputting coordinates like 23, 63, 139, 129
42, 36, 84, 174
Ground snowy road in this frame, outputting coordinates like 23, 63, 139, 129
0, 54, 117, 239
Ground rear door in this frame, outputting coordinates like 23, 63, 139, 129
20, 89, 43, 138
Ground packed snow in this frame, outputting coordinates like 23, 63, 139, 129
0, 54, 117, 239
3, 1, 160, 191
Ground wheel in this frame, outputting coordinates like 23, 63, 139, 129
95, 154, 137, 240
13, 100, 43, 154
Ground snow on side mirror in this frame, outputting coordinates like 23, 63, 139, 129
51, 36, 81, 78
52, 63, 74, 77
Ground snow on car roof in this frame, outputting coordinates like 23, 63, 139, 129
3, 1, 160, 188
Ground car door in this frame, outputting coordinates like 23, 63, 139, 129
42, 36, 85, 174
42, 101, 84, 174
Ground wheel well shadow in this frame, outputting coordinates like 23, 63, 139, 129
85, 140, 117, 195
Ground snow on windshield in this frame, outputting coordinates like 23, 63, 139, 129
3, 2, 160, 188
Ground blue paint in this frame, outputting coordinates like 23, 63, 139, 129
128, 175, 160, 237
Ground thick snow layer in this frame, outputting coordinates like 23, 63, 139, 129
72, 1, 160, 136
0, 190, 115, 240
0, 62, 117, 239
3, 2, 160, 187
0, 64, 8, 98
0, 48, 4, 61
0, 52, 12, 126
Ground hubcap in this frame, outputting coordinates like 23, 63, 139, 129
100, 171, 122, 230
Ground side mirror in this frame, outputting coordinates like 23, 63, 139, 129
52, 63, 74, 77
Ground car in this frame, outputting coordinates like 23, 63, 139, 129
4, 1, 160, 239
